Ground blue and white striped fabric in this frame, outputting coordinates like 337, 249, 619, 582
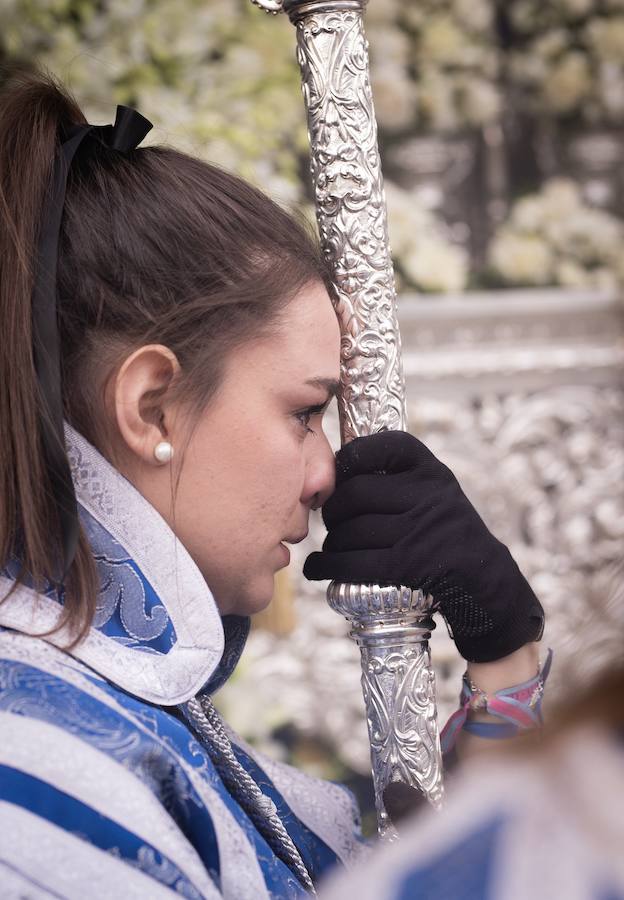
320, 725, 624, 900
0, 426, 365, 898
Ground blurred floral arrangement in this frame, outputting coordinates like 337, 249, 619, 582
385, 181, 470, 293
368, 0, 502, 134
0, 0, 308, 203
488, 177, 624, 290
506, 0, 624, 123
2, 0, 624, 294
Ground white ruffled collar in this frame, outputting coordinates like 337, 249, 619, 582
0, 425, 249, 705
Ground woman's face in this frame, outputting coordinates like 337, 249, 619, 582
171, 281, 341, 616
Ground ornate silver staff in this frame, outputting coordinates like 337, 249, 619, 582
251, 0, 444, 835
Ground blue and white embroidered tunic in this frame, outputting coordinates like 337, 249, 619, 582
0, 426, 365, 899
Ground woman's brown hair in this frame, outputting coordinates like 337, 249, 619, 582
0, 69, 334, 644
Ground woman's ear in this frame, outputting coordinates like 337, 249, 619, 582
110, 344, 181, 467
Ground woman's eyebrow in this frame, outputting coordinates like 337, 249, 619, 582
305, 377, 339, 398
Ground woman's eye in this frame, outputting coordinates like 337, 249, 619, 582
294, 402, 328, 434
295, 410, 314, 432
293, 397, 331, 434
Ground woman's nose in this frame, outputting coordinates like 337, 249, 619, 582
301, 430, 336, 510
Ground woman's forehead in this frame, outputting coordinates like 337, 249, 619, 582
262, 283, 340, 369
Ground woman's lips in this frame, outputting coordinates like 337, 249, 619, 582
282, 530, 308, 545
277, 531, 308, 567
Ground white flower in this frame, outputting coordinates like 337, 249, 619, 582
541, 178, 583, 220
385, 181, 434, 257
224, 45, 266, 85
511, 195, 545, 232
371, 63, 417, 132
551, 208, 624, 264
460, 77, 501, 126
490, 177, 624, 289
364, 0, 401, 26
543, 51, 592, 113
402, 236, 469, 293
555, 259, 590, 288
532, 29, 569, 61
420, 14, 466, 65
418, 68, 459, 132
369, 26, 411, 66
585, 16, 624, 62
489, 232, 555, 285
556, 0, 594, 17
384, 181, 469, 293
452, 0, 493, 33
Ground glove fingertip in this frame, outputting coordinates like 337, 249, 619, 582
303, 552, 326, 581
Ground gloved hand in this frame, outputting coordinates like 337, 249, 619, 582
304, 430, 544, 663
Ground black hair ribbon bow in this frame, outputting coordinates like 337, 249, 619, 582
32, 106, 153, 586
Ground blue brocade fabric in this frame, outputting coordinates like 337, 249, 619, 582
0, 426, 365, 898
0, 642, 349, 898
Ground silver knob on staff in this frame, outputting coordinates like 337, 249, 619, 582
251, 0, 445, 836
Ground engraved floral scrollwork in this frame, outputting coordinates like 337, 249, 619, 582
295, 10, 406, 440
326, 582, 444, 822
359, 645, 443, 835
289, 5, 444, 828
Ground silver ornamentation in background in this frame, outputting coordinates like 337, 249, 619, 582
400, 287, 624, 708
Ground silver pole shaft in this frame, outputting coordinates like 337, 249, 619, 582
253, 0, 444, 835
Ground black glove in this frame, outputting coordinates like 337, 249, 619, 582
304, 430, 544, 663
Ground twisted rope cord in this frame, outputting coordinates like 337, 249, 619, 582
185, 694, 315, 894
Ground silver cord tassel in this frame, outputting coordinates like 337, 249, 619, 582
185, 695, 316, 894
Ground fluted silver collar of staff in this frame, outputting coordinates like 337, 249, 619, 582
250, 0, 445, 836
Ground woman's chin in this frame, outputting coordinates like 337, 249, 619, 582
216, 575, 276, 618
242, 593, 274, 618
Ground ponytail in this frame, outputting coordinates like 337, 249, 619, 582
0, 68, 333, 647
0, 70, 98, 643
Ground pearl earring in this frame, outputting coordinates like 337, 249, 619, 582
154, 441, 174, 464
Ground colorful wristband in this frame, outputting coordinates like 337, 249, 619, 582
440, 648, 553, 756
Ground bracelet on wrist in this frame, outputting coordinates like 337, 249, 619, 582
440, 648, 553, 758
